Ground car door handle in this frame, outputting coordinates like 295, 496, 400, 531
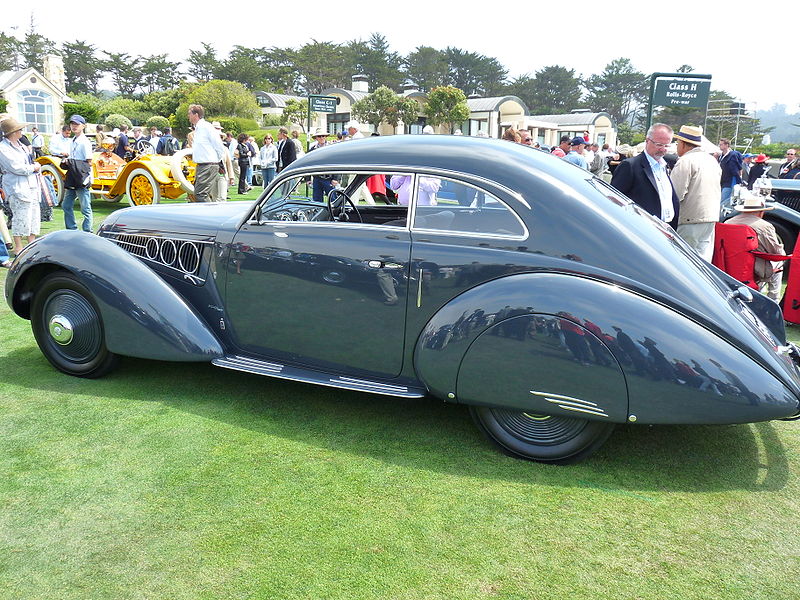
367, 260, 403, 269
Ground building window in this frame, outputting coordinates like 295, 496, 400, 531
327, 112, 350, 135
408, 117, 427, 135
17, 89, 54, 134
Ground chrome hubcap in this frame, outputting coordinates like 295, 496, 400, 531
49, 314, 74, 345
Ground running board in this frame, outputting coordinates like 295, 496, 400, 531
212, 355, 426, 398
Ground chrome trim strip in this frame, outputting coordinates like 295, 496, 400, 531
212, 356, 425, 398
530, 390, 608, 417
530, 390, 598, 406
554, 405, 609, 417
105, 232, 212, 283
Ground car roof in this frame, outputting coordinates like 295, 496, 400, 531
285, 134, 593, 195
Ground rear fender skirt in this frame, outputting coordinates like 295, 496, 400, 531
6, 230, 224, 362
414, 273, 799, 424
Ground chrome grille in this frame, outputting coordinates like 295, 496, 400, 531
105, 232, 210, 283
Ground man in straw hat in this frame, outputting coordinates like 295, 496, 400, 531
307, 127, 338, 202
670, 125, 721, 261
726, 190, 785, 299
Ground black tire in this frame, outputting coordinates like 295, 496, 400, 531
469, 406, 615, 464
31, 273, 119, 378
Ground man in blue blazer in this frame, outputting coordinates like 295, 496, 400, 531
610, 123, 680, 229
718, 138, 743, 209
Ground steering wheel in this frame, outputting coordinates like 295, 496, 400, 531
133, 138, 154, 156
327, 188, 362, 223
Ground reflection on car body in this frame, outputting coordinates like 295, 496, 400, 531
5, 135, 800, 464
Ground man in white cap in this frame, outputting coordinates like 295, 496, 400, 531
726, 191, 785, 299
347, 120, 364, 139
670, 125, 721, 261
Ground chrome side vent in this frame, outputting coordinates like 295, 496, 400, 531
529, 390, 609, 418
105, 232, 210, 284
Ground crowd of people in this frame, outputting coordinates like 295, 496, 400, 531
500, 121, 799, 300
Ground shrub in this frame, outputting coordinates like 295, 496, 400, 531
105, 113, 133, 130
261, 114, 284, 127
146, 115, 170, 131
214, 117, 260, 136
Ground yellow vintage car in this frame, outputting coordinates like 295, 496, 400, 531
37, 143, 196, 206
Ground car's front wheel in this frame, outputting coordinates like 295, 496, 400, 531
126, 168, 161, 206
469, 406, 615, 464
31, 273, 119, 378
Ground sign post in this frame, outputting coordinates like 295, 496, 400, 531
307, 95, 338, 150
645, 73, 712, 132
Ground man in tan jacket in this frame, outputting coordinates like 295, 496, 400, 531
670, 125, 721, 261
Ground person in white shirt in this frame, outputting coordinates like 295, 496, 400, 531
30, 127, 44, 158
48, 124, 72, 158
187, 104, 226, 202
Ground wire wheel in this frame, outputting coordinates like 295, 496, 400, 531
126, 168, 161, 206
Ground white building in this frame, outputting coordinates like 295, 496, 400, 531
0, 55, 74, 135
255, 76, 616, 144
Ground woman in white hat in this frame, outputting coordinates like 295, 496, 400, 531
0, 117, 42, 256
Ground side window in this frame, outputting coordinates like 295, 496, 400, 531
258, 172, 410, 226
412, 178, 526, 238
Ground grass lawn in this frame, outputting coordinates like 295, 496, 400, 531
1, 194, 800, 599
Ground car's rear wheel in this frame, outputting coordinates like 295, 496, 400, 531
469, 406, 615, 464
126, 168, 161, 206
31, 273, 119, 378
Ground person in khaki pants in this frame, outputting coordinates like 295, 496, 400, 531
670, 125, 721, 261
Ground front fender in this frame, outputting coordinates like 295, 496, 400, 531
5, 230, 224, 362
414, 273, 799, 424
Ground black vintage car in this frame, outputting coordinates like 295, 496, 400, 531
5, 135, 800, 463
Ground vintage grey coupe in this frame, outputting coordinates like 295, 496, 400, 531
5, 135, 800, 463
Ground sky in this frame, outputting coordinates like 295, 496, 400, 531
4, 1, 798, 115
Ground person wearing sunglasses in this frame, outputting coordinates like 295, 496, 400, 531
610, 123, 679, 229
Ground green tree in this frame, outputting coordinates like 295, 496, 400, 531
257, 47, 300, 93
352, 86, 419, 132
346, 34, 403, 92
66, 93, 103, 124
187, 42, 219, 82
61, 41, 102, 95
583, 58, 648, 124
295, 40, 349, 94
98, 97, 149, 124
104, 52, 143, 96
0, 31, 22, 70
105, 113, 133, 130
282, 99, 314, 132
216, 46, 264, 89
507, 66, 583, 114
403, 46, 448, 92
188, 80, 259, 119
146, 115, 170, 130
140, 54, 182, 93
141, 84, 196, 120
425, 86, 470, 133
443, 47, 507, 96
20, 17, 54, 70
